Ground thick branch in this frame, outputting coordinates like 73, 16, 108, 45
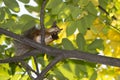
0, 28, 120, 67
0, 50, 41, 63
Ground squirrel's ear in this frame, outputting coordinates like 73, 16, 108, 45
51, 21, 57, 28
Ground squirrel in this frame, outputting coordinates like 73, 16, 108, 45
14, 22, 62, 56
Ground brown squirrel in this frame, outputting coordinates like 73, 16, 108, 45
14, 22, 62, 56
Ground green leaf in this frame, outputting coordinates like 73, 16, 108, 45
73, 60, 87, 78
51, 2, 65, 15
21, 20, 36, 32
0, 8, 5, 21
2, 7, 12, 18
98, 0, 109, 9
66, 21, 77, 36
76, 33, 86, 50
0, 0, 2, 4
62, 38, 75, 50
78, 0, 89, 8
34, 0, 43, 6
0, 45, 7, 53
46, 0, 65, 15
77, 14, 96, 34
87, 39, 104, 52
46, 0, 62, 9
25, 5, 39, 13
5, 37, 12, 45
69, 5, 81, 19
3, 0, 20, 12
0, 64, 10, 80
19, 14, 36, 24
85, 2, 97, 16
51, 60, 88, 79
90, 71, 97, 80
76, 19, 88, 34
57, 5, 71, 20
19, 0, 30, 3
53, 60, 75, 79
53, 69, 68, 80
1, 19, 16, 29
9, 63, 17, 75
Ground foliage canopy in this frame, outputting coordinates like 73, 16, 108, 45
0, 0, 120, 80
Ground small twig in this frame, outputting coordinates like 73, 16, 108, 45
21, 61, 39, 75
40, 0, 47, 45
98, 5, 117, 20
35, 54, 63, 80
21, 61, 35, 80
19, 71, 26, 80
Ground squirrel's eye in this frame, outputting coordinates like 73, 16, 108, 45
35, 33, 40, 36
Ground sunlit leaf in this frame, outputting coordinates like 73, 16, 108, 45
0, 64, 10, 80
51, 69, 68, 80
0, 71, 10, 80
0, 35, 5, 45
49, 60, 88, 79
111, 20, 120, 33
107, 29, 120, 41
90, 71, 97, 80
3, 0, 20, 12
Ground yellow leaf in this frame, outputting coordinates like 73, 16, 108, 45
110, 42, 120, 58
84, 30, 96, 40
107, 29, 120, 41
0, 35, 5, 45
93, 18, 105, 34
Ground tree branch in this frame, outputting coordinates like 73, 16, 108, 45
40, 0, 47, 45
21, 61, 35, 80
0, 50, 42, 63
0, 28, 120, 67
98, 5, 117, 20
35, 54, 63, 80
